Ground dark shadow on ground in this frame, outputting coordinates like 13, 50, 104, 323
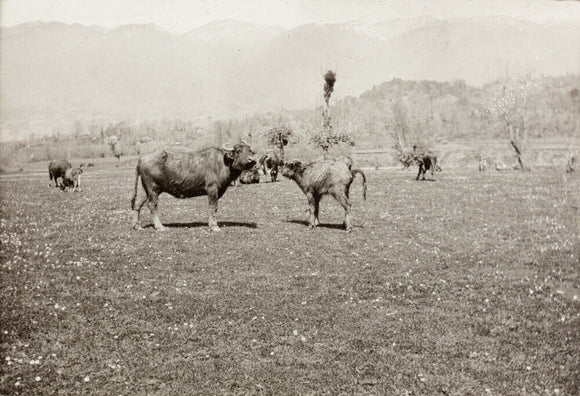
417, 178, 437, 182
285, 219, 346, 230
143, 221, 258, 229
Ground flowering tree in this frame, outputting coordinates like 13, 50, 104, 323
486, 78, 538, 171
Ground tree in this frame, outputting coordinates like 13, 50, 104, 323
108, 138, 122, 161
390, 97, 420, 167
311, 70, 355, 157
486, 78, 538, 171
259, 112, 295, 160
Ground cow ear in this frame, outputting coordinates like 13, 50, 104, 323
223, 151, 234, 166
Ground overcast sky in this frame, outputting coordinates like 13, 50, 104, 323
2, 0, 580, 33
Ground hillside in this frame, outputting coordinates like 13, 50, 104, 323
1, 17, 579, 141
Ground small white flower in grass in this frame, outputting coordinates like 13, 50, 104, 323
14, 382, 21, 387
35, 376, 41, 381
84, 376, 90, 382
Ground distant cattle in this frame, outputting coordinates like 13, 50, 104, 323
282, 159, 367, 232
48, 159, 72, 188
495, 161, 509, 171
87, 163, 95, 167
566, 153, 576, 173
259, 151, 284, 182
416, 153, 441, 180
239, 166, 261, 184
61, 167, 83, 192
478, 155, 487, 172
131, 143, 256, 232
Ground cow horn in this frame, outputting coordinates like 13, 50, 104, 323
222, 143, 234, 151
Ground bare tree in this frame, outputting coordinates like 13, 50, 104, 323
259, 112, 295, 160
486, 78, 538, 171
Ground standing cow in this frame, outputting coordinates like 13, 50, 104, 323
61, 167, 83, 192
416, 153, 441, 180
131, 143, 256, 232
282, 159, 367, 232
48, 159, 72, 188
258, 151, 284, 182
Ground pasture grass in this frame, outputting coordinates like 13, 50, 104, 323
1, 166, 579, 395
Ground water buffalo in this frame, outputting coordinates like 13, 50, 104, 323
239, 166, 261, 184
131, 143, 256, 232
48, 159, 72, 187
282, 159, 367, 231
61, 167, 83, 192
259, 151, 283, 182
416, 153, 441, 180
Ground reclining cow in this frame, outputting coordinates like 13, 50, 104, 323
239, 166, 261, 184
131, 143, 256, 232
48, 159, 72, 188
281, 158, 367, 232
61, 167, 83, 192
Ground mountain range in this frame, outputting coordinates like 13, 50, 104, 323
1, 17, 579, 140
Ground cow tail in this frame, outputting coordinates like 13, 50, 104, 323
131, 165, 140, 210
351, 168, 367, 200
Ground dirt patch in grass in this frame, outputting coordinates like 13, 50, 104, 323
1, 167, 579, 394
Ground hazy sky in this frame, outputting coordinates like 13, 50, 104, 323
2, 0, 580, 33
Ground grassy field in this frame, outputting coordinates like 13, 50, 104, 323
1, 164, 579, 395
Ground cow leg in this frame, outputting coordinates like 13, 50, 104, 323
416, 165, 423, 180
313, 196, 320, 226
334, 192, 352, 231
146, 189, 165, 231
131, 194, 148, 230
306, 193, 317, 228
207, 187, 220, 232
77, 175, 82, 192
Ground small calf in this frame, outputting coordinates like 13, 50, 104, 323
282, 159, 367, 231
61, 167, 83, 192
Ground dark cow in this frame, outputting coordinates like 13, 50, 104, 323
416, 153, 441, 180
131, 143, 256, 232
239, 166, 261, 184
282, 159, 367, 231
259, 151, 284, 182
61, 167, 83, 192
48, 159, 72, 188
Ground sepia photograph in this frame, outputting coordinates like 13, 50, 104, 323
1, 0, 579, 394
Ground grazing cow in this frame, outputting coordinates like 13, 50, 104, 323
48, 159, 72, 187
239, 166, 261, 184
282, 159, 367, 232
131, 143, 256, 232
416, 153, 441, 180
61, 167, 83, 192
259, 151, 284, 182
87, 163, 95, 168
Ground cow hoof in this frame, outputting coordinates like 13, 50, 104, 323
210, 226, 221, 232
155, 226, 167, 232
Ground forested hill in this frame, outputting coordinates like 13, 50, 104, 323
322, 75, 580, 150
